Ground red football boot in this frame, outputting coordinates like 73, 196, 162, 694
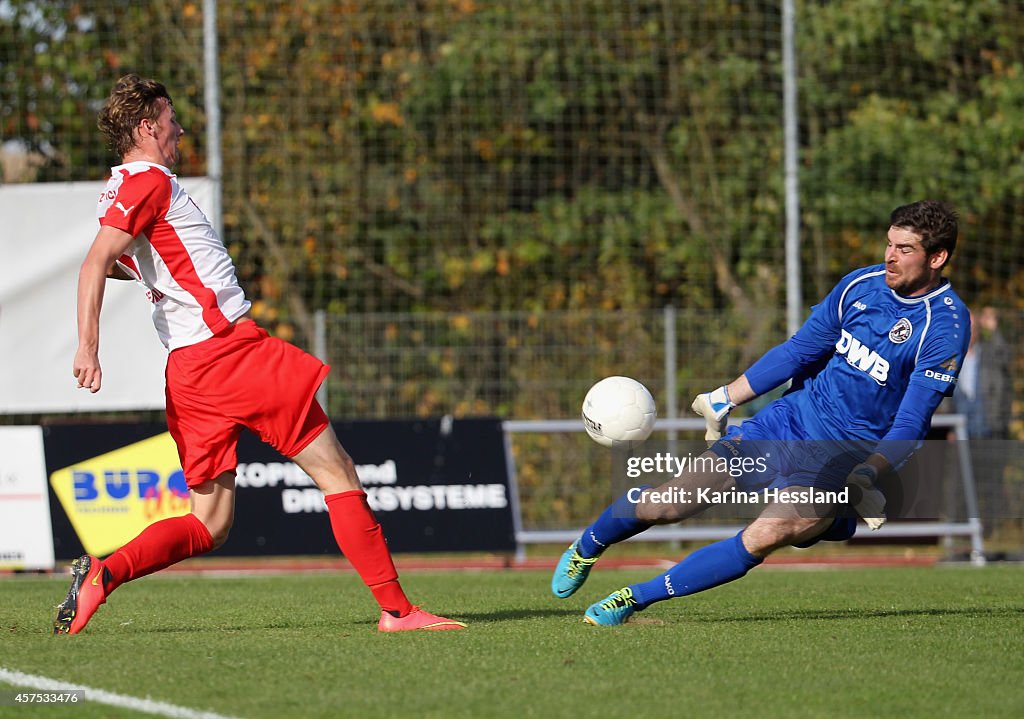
377, 606, 466, 632
53, 555, 108, 635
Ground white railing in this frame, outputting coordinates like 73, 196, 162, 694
503, 414, 985, 566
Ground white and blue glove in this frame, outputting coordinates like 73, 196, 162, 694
846, 463, 886, 530
691, 386, 735, 445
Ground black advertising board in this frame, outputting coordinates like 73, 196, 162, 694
45, 418, 515, 558
230, 417, 515, 554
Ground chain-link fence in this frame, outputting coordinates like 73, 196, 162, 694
321, 308, 779, 419
5, 2, 1023, 319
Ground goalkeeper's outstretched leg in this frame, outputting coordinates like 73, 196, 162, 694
582, 501, 833, 626
550, 456, 733, 599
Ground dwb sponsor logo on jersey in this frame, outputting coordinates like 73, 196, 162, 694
835, 329, 890, 384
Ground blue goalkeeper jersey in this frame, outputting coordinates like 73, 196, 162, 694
755, 264, 970, 443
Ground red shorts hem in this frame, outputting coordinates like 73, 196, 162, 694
186, 458, 241, 489
279, 364, 331, 458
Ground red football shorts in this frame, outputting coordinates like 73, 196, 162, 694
165, 320, 331, 487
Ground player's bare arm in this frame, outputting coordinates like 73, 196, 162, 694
74, 225, 135, 393
724, 375, 756, 406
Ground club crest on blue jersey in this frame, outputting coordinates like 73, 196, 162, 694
888, 317, 913, 344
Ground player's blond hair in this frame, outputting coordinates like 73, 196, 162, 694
98, 74, 173, 160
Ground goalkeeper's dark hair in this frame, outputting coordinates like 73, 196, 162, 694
889, 200, 959, 268
98, 74, 174, 160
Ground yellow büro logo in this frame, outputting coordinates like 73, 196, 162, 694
49, 433, 189, 556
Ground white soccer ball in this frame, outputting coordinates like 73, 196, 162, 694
582, 376, 657, 448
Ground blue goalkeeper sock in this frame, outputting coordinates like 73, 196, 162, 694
576, 486, 652, 559
630, 531, 764, 610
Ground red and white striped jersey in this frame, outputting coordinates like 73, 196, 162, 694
97, 161, 251, 350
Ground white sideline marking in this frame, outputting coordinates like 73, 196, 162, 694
0, 667, 243, 719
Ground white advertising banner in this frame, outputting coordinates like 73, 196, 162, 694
0, 426, 54, 569
0, 178, 212, 413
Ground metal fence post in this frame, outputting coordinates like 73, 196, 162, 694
664, 305, 677, 443
202, 0, 223, 240
314, 309, 328, 413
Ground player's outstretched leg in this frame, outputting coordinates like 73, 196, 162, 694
324, 490, 466, 631
54, 555, 108, 635
53, 513, 216, 635
294, 425, 465, 631
583, 530, 763, 626
551, 486, 652, 598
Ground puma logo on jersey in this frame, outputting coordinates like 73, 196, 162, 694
836, 329, 890, 384
114, 201, 135, 217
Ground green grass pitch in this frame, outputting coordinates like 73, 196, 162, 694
3, 565, 1022, 718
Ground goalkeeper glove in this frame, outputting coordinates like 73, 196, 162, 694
847, 463, 886, 530
691, 386, 735, 445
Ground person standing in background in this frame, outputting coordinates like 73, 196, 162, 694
952, 306, 1013, 536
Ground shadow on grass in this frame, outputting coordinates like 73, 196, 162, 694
346, 606, 584, 627
688, 606, 1024, 623
441, 607, 583, 622
131, 607, 586, 632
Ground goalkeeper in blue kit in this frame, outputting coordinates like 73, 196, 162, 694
552, 200, 971, 625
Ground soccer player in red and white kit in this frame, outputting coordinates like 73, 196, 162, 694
54, 74, 465, 634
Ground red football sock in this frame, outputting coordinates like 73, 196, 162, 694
325, 490, 413, 616
102, 513, 214, 593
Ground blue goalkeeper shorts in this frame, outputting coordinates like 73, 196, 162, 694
709, 397, 865, 493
